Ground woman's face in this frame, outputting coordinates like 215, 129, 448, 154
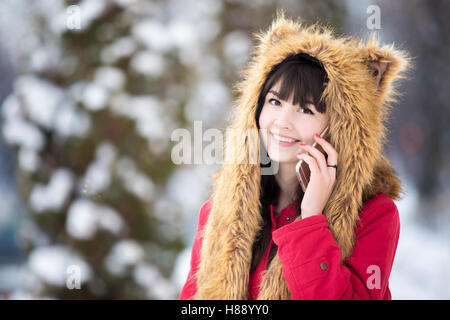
258, 80, 329, 164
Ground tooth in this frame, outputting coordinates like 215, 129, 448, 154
273, 134, 295, 142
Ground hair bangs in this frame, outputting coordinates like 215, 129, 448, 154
257, 58, 328, 115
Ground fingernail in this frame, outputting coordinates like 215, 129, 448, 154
299, 143, 306, 146
315, 134, 321, 138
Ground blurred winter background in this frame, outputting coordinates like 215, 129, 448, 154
0, 0, 448, 299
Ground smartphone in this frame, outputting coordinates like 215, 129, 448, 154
296, 125, 330, 192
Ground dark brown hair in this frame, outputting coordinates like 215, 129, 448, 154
251, 54, 328, 273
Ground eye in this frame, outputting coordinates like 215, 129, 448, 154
299, 107, 314, 115
269, 98, 281, 106
298, 102, 315, 115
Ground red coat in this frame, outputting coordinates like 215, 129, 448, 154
179, 192, 400, 300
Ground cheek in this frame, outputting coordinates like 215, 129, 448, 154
258, 108, 271, 145
258, 107, 272, 129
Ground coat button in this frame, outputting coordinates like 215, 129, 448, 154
285, 216, 290, 221
320, 262, 327, 270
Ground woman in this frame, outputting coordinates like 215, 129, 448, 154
179, 10, 411, 300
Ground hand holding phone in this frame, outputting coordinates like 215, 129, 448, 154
296, 125, 329, 192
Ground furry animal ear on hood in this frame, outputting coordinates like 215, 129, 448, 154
361, 32, 411, 94
193, 9, 412, 300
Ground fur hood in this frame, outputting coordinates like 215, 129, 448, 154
193, 10, 411, 299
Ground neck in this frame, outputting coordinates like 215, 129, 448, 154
274, 161, 299, 210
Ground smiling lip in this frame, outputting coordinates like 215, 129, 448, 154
271, 133, 300, 147
271, 131, 299, 140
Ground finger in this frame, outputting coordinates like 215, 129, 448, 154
298, 143, 327, 175
296, 153, 320, 177
314, 134, 338, 176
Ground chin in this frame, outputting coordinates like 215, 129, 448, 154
267, 151, 297, 164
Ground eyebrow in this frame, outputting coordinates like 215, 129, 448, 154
268, 90, 316, 107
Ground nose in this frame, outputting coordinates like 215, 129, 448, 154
273, 107, 294, 129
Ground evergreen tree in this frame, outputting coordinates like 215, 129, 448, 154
0, 0, 346, 299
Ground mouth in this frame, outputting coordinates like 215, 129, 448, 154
271, 133, 300, 147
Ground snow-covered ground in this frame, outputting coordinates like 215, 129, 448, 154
389, 181, 450, 299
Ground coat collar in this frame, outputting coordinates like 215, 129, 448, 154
270, 201, 297, 227
193, 10, 410, 300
